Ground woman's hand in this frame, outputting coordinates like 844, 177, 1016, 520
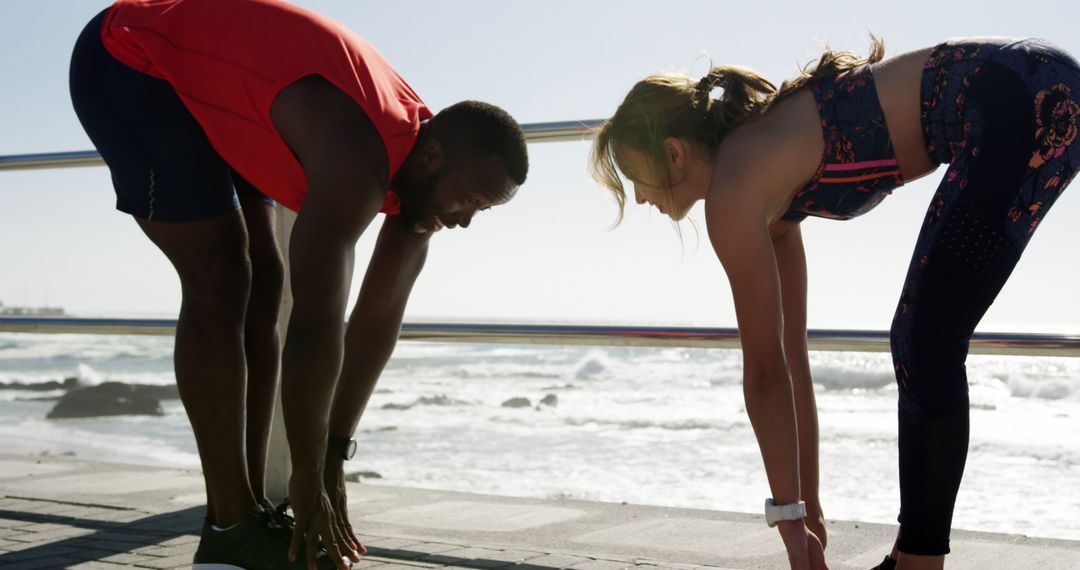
324, 457, 366, 562
288, 474, 351, 570
777, 520, 829, 570
804, 502, 827, 550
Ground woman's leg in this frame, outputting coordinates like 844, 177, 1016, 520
889, 55, 1079, 567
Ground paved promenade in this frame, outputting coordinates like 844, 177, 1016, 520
1, 453, 1078, 569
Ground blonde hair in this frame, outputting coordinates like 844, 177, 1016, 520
591, 37, 885, 224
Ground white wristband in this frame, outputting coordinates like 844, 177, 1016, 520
764, 498, 806, 527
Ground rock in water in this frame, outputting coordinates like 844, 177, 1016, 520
501, 397, 531, 408
138, 385, 180, 400
47, 382, 164, 419
0, 377, 79, 391
345, 471, 383, 482
538, 394, 558, 408
381, 394, 470, 411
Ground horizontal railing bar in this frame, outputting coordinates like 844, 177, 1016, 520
1, 317, 1077, 357
0, 150, 104, 171
521, 119, 607, 143
0, 317, 179, 337
0, 120, 607, 172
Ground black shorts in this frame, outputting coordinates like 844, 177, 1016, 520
69, 9, 272, 222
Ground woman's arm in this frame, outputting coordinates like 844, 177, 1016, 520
706, 191, 827, 569
708, 208, 801, 507
772, 222, 826, 547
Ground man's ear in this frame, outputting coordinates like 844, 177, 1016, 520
421, 137, 445, 173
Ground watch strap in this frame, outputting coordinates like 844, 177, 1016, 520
327, 434, 356, 460
764, 498, 806, 527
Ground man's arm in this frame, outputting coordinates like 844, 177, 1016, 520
272, 74, 387, 479
329, 217, 430, 439
282, 186, 380, 474
270, 74, 389, 568
316, 217, 430, 557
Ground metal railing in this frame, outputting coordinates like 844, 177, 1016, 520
2, 117, 1078, 359
0, 150, 103, 171
0, 120, 608, 172
1, 317, 1078, 357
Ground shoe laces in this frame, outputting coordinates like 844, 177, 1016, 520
249, 500, 292, 542
270, 499, 296, 531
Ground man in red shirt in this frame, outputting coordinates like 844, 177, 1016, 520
70, 1, 528, 568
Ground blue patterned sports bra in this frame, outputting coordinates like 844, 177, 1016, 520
782, 65, 905, 221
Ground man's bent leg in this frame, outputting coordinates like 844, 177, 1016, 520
137, 210, 257, 528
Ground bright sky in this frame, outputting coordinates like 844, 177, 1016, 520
1, 0, 1078, 333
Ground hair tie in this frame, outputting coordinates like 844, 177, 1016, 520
694, 75, 718, 106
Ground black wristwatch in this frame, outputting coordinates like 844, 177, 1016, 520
327, 435, 357, 460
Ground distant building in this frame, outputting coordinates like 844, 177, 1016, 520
0, 300, 65, 316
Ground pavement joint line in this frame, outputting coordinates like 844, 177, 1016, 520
2, 495, 142, 512
0, 510, 138, 534
361, 536, 551, 560
364, 546, 624, 570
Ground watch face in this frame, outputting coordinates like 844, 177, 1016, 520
345, 439, 357, 460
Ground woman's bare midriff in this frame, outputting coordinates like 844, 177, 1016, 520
872, 46, 938, 183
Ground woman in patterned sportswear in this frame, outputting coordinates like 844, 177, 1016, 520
591, 38, 1080, 570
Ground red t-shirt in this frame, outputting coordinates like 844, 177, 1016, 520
101, 0, 432, 214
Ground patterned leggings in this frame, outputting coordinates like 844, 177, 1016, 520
889, 39, 1080, 555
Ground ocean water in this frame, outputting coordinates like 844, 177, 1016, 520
1, 332, 1078, 541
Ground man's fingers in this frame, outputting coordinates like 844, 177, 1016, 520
306, 529, 319, 570
346, 522, 366, 556
334, 509, 361, 560
324, 521, 350, 570
289, 523, 303, 563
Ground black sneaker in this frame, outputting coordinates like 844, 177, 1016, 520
192, 504, 340, 569
870, 555, 897, 570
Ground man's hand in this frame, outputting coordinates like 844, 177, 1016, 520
777, 520, 829, 570
324, 456, 365, 562
288, 475, 351, 570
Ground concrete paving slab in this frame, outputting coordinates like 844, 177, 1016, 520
0, 458, 81, 479
1, 452, 1079, 569
1, 470, 202, 496
574, 518, 787, 558
362, 500, 588, 532
939, 538, 1080, 569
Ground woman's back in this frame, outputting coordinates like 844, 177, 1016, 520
714, 44, 937, 224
